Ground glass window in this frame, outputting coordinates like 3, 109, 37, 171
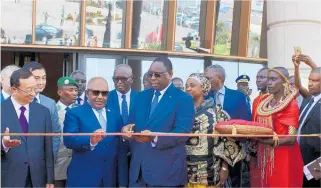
1, 0, 33, 44
213, 0, 234, 55
211, 60, 238, 89
35, 0, 80, 46
132, 0, 165, 50
174, 0, 201, 53
247, 0, 264, 58
239, 62, 264, 100
85, 0, 125, 48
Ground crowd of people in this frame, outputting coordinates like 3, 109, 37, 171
0, 54, 320, 188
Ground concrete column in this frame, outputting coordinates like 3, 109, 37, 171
266, 0, 321, 85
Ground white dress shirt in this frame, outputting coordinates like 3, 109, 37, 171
2, 90, 10, 100
2, 97, 30, 152
299, 93, 321, 128
116, 89, 131, 115
57, 101, 74, 110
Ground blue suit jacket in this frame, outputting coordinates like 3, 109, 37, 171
39, 94, 61, 157
0, 92, 4, 103
129, 84, 195, 186
106, 89, 137, 186
222, 87, 252, 121
1, 97, 54, 187
63, 103, 126, 187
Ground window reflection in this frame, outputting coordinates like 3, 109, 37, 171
1, 0, 33, 44
132, 0, 165, 50
174, 0, 201, 53
35, 0, 80, 46
247, 0, 264, 58
213, 0, 234, 55
85, 0, 125, 48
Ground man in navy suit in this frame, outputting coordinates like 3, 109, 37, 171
1, 69, 54, 187
0, 65, 20, 102
122, 57, 194, 187
205, 64, 252, 187
107, 64, 137, 187
63, 77, 127, 187
22, 62, 61, 158
70, 70, 87, 105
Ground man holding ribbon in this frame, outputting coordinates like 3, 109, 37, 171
122, 57, 195, 187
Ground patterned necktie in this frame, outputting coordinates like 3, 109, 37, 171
76, 97, 82, 105
215, 92, 221, 106
297, 97, 314, 142
96, 109, 106, 131
121, 94, 129, 125
149, 91, 161, 117
19, 106, 28, 133
33, 98, 38, 103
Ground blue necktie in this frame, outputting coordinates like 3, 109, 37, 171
297, 97, 314, 142
65, 107, 70, 111
33, 98, 38, 103
246, 96, 251, 112
149, 91, 161, 117
121, 94, 129, 125
76, 97, 82, 105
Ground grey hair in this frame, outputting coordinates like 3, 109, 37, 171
1, 65, 20, 78
70, 70, 86, 78
205, 64, 226, 82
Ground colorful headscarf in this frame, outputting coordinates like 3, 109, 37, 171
188, 73, 211, 95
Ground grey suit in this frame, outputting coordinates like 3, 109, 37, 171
1, 97, 54, 187
39, 94, 61, 157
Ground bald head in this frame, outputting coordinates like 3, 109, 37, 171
86, 77, 109, 109
113, 64, 133, 94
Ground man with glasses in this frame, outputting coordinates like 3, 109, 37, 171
171, 77, 184, 90
55, 76, 79, 188
70, 70, 87, 105
204, 64, 252, 188
122, 57, 194, 187
143, 72, 151, 90
0, 65, 20, 102
63, 77, 127, 187
1, 69, 54, 187
22, 61, 61, 159
107, 64, 137, 187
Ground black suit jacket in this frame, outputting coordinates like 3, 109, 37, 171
299, 97, 321, 187
1, 97, 54, 187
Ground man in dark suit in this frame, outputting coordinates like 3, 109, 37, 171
70, 70, 87, 105
122, 57, 195, 187
1, 69, 54, 187
22, 62, 61, 158
107, 64, 137, 187
293, 55, 321, 187
205, 64, 252, 187
63, 77, 127, 187
0, 65, 20, 102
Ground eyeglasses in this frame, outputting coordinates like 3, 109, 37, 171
17, 87, 36, 95
88, 89, 109, 97
147, 71, 169, 78
112, 76, 131, 83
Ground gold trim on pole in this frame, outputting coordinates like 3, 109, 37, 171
32, 0, 37, 44
124, 0, 133, 48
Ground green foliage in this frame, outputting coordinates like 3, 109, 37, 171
214, 44, 231, 55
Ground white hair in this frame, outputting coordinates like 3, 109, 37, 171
205, 64, 226, 82
1, 65, 20, 78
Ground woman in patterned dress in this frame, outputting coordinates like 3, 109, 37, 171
185, 73, 246, 188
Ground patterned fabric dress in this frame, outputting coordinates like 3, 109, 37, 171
186, 98, 246, 186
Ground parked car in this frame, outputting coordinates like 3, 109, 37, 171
36, 24, 63, 38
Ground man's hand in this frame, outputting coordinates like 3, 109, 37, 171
216, 167, 229, 187
3, 127, 21, 148
121, 124, 135, 140
46, 184, 54, 188
299, 54, 314, 67
134, 130, 155, 143
90, 129, 106, 145
292, 55, 300, 67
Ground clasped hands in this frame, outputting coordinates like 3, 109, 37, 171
121, 124, 155, 143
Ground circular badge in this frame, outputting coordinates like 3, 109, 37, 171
64, 79, 70, 84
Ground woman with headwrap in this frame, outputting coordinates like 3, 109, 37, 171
185, 73, 246, 188
252, 67, 303, 187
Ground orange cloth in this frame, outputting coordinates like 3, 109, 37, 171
253, 99, 303, 187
